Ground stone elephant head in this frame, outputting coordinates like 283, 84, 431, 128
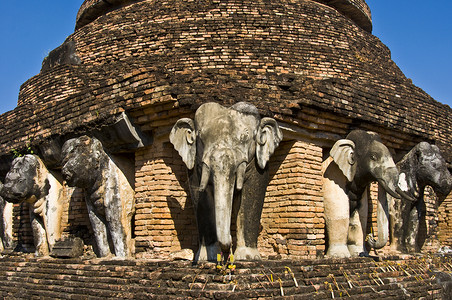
331, 130, 406, 203
1, 154, 63, 256
1, 155, 50, 204
323, 130, 409, 258
170, 102, 282, 261
62, 136, 106, 191
390, 142, 452, 253
397, 142, 452, 198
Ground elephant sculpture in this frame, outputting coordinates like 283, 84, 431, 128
0, 181, 14, 252
1, 155, 64, 256
322, 130, 412, 258
170, 102, 282, 262
61, 136, 135, 258
389, 142, 452, 253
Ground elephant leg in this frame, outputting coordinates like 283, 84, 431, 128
29, 210, 49, 256
415, 198, 427, 253
86, 200, 111, 257
0, 199, 4, 251
105, 207, 128, 258
323, 163, 350, 258
348, 189, 368, 257
193, 188, 219, 262
104, 181, 129, 258
389, 196, 406, 252
234, 160, 268, 261
107, 222, 127, 258
405, 205, 419, 253
106, 162, 137, 258
1, 201, 13, 250
44, 174, 64, 250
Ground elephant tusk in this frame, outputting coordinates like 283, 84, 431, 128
199, 163, 210, 191
236, 162, 247, 190
395, 187, 417, 202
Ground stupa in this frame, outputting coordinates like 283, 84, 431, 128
0, 0, 450, 260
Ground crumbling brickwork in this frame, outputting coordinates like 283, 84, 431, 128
439, 195, 452, 246
0, 255, 449, 299
0, 0, 451, 261
2, 0, 450, 157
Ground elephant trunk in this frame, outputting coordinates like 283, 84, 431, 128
366, 184, 389, 249
379, 166, 403, 200
367, 166, 400, 249
437, 172, 452, 197
214, 176, 234, 254
0, 184, 26, 204
199, 163, 210, 191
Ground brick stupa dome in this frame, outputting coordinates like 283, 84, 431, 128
75, 0, 373, 32
1, 0, 452, 279
0, 0, 450, 161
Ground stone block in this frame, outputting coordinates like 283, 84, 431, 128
50, 237, 84, 258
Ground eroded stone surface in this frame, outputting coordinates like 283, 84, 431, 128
323, 130, 401, 258
61, 136, 135, 258
1, 155, 64, 256
0, 181, 13, 252
170, 102, 282, 262
50, 237, 84, 258
390, 142, 452, 253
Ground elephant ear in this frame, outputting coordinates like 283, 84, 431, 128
330, 139, 356, 182
256, 117, 283, 169
169, 118, 196, 170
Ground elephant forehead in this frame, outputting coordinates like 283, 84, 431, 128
63, 136, 98, 154
13, 154, 36, 165
368, 140, 391, 155
420, 150, 443, 163
198, 113, 257, 142
64, 151, 95, 169
11, 156, 39, 175
61, 140, 76, 156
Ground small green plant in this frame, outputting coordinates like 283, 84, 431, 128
10, 139, 34, 158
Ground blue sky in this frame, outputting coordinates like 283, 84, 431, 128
0, 1, 451, 115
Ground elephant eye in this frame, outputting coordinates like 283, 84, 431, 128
240, 133, 249, 142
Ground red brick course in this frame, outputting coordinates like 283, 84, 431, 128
0, 254, 449, 299
0, 0, 451, 260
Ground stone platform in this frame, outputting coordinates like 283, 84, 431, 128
0, 253, 451, 299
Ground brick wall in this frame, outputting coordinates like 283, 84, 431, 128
260, 140, 324, 259
60, 187, 93, 243
1, 0, 450, 159
133, 138, 324, 260
0, 254, 449, 299
13, 203, 33, 252
317, 0, 372, 31
439, 194, 452, 246
76, 0, 372, 32
0, 0, 451, 259
76, 0, 143, 30
134, 140, 197, 259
